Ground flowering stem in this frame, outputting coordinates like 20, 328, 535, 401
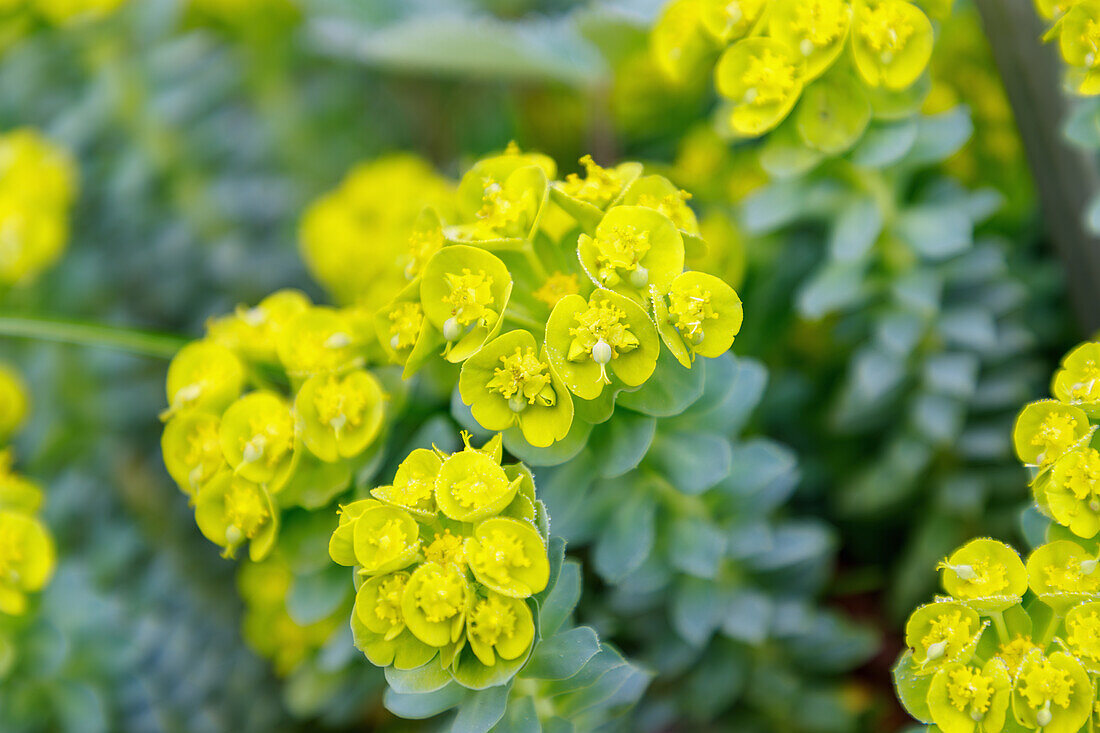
991, 610, 1009, 643
0, 314, 186, 359
522, 244, 550, 282
1038, 611, 1063, 650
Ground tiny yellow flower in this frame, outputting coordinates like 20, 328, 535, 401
466, 591, 536, 667
1052, 341, 1100, 403
928, 658, 1011, 733
452, 148, 552, 244
163, 340, 245, 419
0, 362, 29, 441
1065, 601, 1100, 672
419, 245, 513, 363
998, 635, 1040, 677
295, 368, 385, 463
161, 410, 227, 496
206, 289, 311, 364
434, 449, 521, 523
545, 289, 660, 400
618, 175, 702, 240
194, 472, 278, 561
936, 538, 1027, 610
851, 0, 934, 90
1013, 401, 1091, 466
532, 272, 582, 309
401, 561, 469, 647
276, 306, 360, 377
0, 509, 55, 616
352, 505, 421, 576
769, 0, 852, 81
715, 38, 805, 136
654, 270, 744, 366
371, 448, 442, 520
465, 516, 549, 598
328, 498, 382, 566
1026, 540, 1100, 612
423, 527, 467, 568
1012, 650, 1092, 732
904, 601, 983, 675
557, 155, 639, 210
218, 390, 298, 490
355, 572, 410, 641
1047, 447, 1100, 538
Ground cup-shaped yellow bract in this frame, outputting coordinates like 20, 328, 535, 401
1013, 401, 1091, 467
276, 306, 360, 377
218, 390, 298, 490
1052, 341, 1100, 404
904, 601, 984, 675
1047, 447, 1100, 538
466, 517, 549, 598
1058, 0, 1100, 94
618, 175, 706, 260
1026, 540, 1100, 613
466, 591, 536, 667
163, 340, 245, 417
794, 71, 873, 155
1064, 601, 1100, 673
356, 572, 411, 641
545, 290, 660, 400
451, 164, 549, 245
456, 147, 557, 216
0, 363, 28, 442
402, 562, 469, 647
195, 472, 278, 562
937, 539, 1027, 614
420, 245, 512, 363
328, 498, 381, 566
352, 505, 421, 576
1012, 650, 1092, 733
851, 0, 933, 90
206, 289, 311, 364
768, 0, 852, 82
295, 368, 385, 463
374, 279, 445, 379
162, 410, 227, 496
655, 270, 743, 367
458, 329, 574, 448
371, 448, 442, 520
698, 0, 767, 43
715, 38, 806, 136
927, 658, 1011, 733
435, 450, 521, 523
555, 155, 642, 213
0, 509, 55, 616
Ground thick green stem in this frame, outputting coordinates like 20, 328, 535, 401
991, 610, 1010, 644
0, 315, 186, 359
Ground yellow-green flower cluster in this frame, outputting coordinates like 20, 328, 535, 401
652, 0, 944, 142
329, 433, 549, 683
367, 144, 743, 449
896, 536, 1100, 733
1035, 0, 1100, 95
1014, 341, 1100, 539
0, 128, 76, 286
0, 363, 55, 617
160, 289, 388, 561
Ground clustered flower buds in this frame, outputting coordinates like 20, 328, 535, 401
1034, 0, 1100, 95
0, 363, 55, 616
329, 433, 550, 687
895, 340, 1100, 732
0, 128, 76, 286
160, 289, 387, 561
652, 0, 940, 143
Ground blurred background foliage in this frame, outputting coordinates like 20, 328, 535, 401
0, 0, 1086, 731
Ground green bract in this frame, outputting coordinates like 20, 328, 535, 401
434, 449, 520, 522
938, 538, 1027, 614
161, 410, 226, 496
194, 472, 278, 561
458, 328, 573, 447
1013, 400, 1091, 467
420, 244, 512, 363
163, 340, 245, 417
904, 601, 984, 675
654, 270, 744, 366
218, 390, 298, 490
371, 448, 441, 520
715, 38, 806, 136
352, 504, 421, 575
465, 516, 550, 598
927, 658, 1010, 733
578, 205, 685, 301
294, 368, 385, 463
1012, 650, 1091, 733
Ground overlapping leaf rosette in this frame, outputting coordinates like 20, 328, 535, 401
326, 433, 642, 730
0, 128, 76, 287
651, 0, 951, 158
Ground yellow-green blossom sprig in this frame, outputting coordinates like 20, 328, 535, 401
352, 504, 421, 576
0, 508, 55, 616
458, 329, 574, 447
1064, 601, 1100, 673
1052, 341, 1100, 405
449, 144, 554, 247
927, 658, 1011, 733
1013, 400, 1092, 468
0, 363, 28, 441
402, 561, 470, 648
1012, 649, 1092, 732
162, 340, 245, 419
850, 0, 935, 90
161, 410, 227, 497
905, 601, 985, 675
466, 591, 536, 667
937, 539, 1028, 614
370, 448, 442, 520
1045, 447, 1100, 538
434, 446, 521, 523
276, 306, 361, 378
768, 0, 853, 82
465, 516, 549, 598
194, 472, 279, 561
545, 289, 660, 400
715, 38, 806, 137
294, 368, 385, 463
218, 390, 299, 491
1025, 539, 1100, 614
420, 245, 513, 363
577, 206, 685, 302
549, 155, 643, 231
654, 270, 744, 367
